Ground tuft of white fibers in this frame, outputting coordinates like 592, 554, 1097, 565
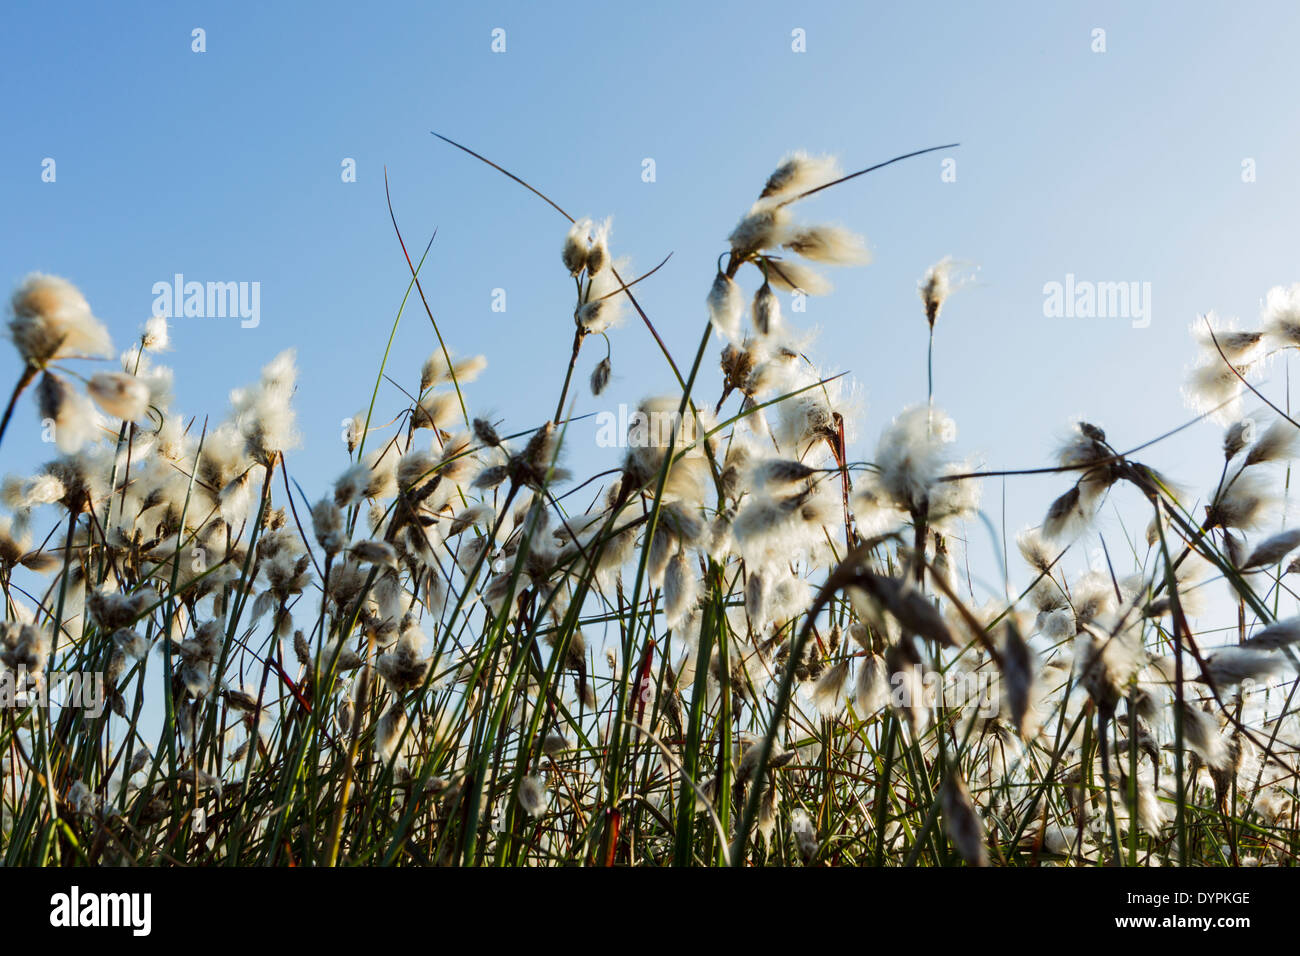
1077, 576, 1124, 632
765, 574, 813, 629
36, 372, 99, 453
1016, 527, 1057, 575
1183, 356, 1259, 425
728, 202, 793, 259
1077, 625, 1143, 710
918, 256, 954, 327
762, 257, 831, 296
1241, 616, 1300, 651
340, 410, 366, 453
67, 780, 97, 818
141, 314, 170, 351
751, 281, 782, 338
735, 731, 781, 783
854, 652, 889, 717
119, 349, 175, 413
869, 404, 969, 519
562, 217, 593, 276
744, 569, 766, 626
1037, 607, 1075, 642
706, 271, 744, 343
751, 457, 817, 491
375, 705, 409, 764
577, 673, 597, 709
2, 473, 65, 512
87, 586, 157, 629
1223, 419, 1253, 460
110, 624, 148, 660
1243, 414, 1300, 466
1242, 528, 1300, 569
180, 660, 213, 698
1115, 773, 1167, 837
0, 622, 51, 675
230, 348, 300, 463
772, 370, 838, 454
1000, 621, 1037, 737
731, 489, 834, 568
1193, 313, 1265, 364
575, 259, 629, 334
1032, 822, 1088, 858
783, 224, 870, 266
1262, 282, 1300, 348
1179, 703, 1231, 771
518, 774, 549, 817
539, 731, 568, 758
589, 356, 611, 396
0, 515, 30, 567
87, 371, 149, 421
663, 547, 697, 630
927, 460, 982, 529
585, 217, 612, 276
789, 807, 819, 861
757, 779, 781, 845
397, 448, 438, 491
622, 396, 700, 483
1209, 468, 1279, 531
218, 463, 266, 529
437, 430, 477, 483
8, 273, 113, 365
759, 152, 841, 200
940, 772, 988, 866
421, 351, 486, 393
351, 538, 397, 570
1200, 646, 1285, 689
811, 658, 851, 717
1055, 420, 1110, 471
413, 391, 460, 432
706, 510, 733, 563
335, 448, 398, 506
376, 625, 431, 692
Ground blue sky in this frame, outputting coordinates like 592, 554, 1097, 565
4, 0, 1300, 595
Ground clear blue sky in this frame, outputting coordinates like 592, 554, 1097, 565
4, 0, 1299, 595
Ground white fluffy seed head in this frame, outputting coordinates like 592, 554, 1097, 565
562, 217, 593, 276
663, 548, 697, 630
728, 202, 792, 259
811, 659, 851, 717
758, 152, 841, 201
142, 314, 170, 351
87, 372, 150, 421
919, 257, 954, 327
9, 273, 113, 366
518, 774, 548, 817
37, 372, 99, 453
783, 225, 870, 266
311, 498, 347, 554
1244, 416, 1300, 466
1263, 282, 1300, 348
1194, 313, 1265, 364
751, 282, 781, 337
707, 272, 743, 343
871, 405, 961, 517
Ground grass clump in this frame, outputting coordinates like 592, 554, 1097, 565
1, 142, 1298, 867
